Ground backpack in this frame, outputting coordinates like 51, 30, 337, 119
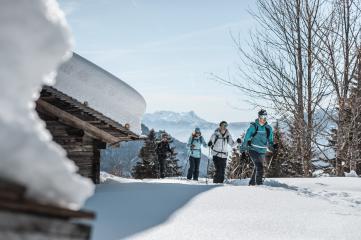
211, 130, 229, 149
191, 135, 203, 146
250, 122, 270, 139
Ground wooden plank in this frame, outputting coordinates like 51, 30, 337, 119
0, 179, 26, 201
37, 99, 121, 144
0, 199, 95, 220
0, 211, 92, 240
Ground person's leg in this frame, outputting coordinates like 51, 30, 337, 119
159, 156, 165, 178
193, 158, 200, 180
255, 154, 265, 185
249, 151, 257, 185
187, 156, 195, 180
213, 156, 220, 183
219, 157, 227, 183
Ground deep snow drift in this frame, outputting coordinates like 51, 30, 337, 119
0, 0, 93, 209
86, 173, 361, 240
55, 53, 146, 134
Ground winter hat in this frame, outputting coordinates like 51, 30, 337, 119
195, 127, 201, 133
258, 109, 267, 117
219, 121, 228, 127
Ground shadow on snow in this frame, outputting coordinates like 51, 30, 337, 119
85, 180, 220, 240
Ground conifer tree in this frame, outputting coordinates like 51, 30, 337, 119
165, 147, 182, 177
132, 129, 159, 179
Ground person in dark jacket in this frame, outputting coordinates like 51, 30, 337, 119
240, 109, 277, 185
156, 133, 172, 178
186, 127, 207, 181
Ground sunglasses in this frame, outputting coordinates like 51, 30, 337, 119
259, 115, 267, 120
221, 123, 228, 128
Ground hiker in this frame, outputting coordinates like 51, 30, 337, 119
156, 133, 172, 178
186, 127, 207, 181
208, 121, 238, 183
240, 109, 277, 185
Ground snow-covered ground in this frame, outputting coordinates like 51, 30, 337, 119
85, 173, 361, 240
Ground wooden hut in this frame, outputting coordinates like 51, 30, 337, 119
35, 53, 146, 184
1, 52, 145, 239
36, 86, 141, 184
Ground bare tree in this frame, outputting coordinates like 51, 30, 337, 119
213, 0, 330, 176
349, 48, 361, 173
316, 0, 361, 175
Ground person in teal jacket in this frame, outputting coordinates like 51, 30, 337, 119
186, 127, 207, 180
241, 109, 277, 185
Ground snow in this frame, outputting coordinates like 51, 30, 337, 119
345, 170, 359, 177
312, 160, 331, 169
312, 169, 330, 177
86, 173, 361, 240
55, 53, 146, 134
0, 0, 93, 209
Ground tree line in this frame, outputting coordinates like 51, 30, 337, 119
214, 0, 361, 177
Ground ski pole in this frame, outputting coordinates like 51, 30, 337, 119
263, 152, 274, 182
182, 151, 191, 179
206, 148, 211, 184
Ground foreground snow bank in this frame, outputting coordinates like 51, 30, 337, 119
86, 174, 361, 240
0, 0, 93, 209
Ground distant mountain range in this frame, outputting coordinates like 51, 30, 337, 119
143, 110, 250, 143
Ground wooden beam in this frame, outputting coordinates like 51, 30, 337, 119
37, 99, 120, 144
0, 199, 95, 220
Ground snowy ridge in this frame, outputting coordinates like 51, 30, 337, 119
55, 52, 146, 134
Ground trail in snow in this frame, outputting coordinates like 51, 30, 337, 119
85, 173, 361, 240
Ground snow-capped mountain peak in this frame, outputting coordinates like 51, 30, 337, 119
142, 110, 249, 143
143, 110, 211, 126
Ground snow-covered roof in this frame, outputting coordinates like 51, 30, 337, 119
55, 53, 146, 134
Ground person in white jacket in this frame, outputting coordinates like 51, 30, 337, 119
208, 121, 239, 183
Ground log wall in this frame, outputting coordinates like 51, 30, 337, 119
37, 112, 105, 184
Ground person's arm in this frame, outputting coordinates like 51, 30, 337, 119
167, 143, 172, 153
208, 133, 216, 147
186, 136, 192, 149
227, 132, 236, 147
201, 136, 207, 148
240, 125, 255, 150
268, 126, 274, 146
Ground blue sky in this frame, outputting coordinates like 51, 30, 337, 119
58, 0, 258, 122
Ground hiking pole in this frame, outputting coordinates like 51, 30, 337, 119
263, 148, 277, 182
206, 148, 211, 184
182, 151, 191, 180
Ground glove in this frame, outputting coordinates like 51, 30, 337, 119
236, 138, 242, 144
273, 143, 279, 151
190, 144, 195, 149
247, 140, 252, 146
208, 141, 213, 147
